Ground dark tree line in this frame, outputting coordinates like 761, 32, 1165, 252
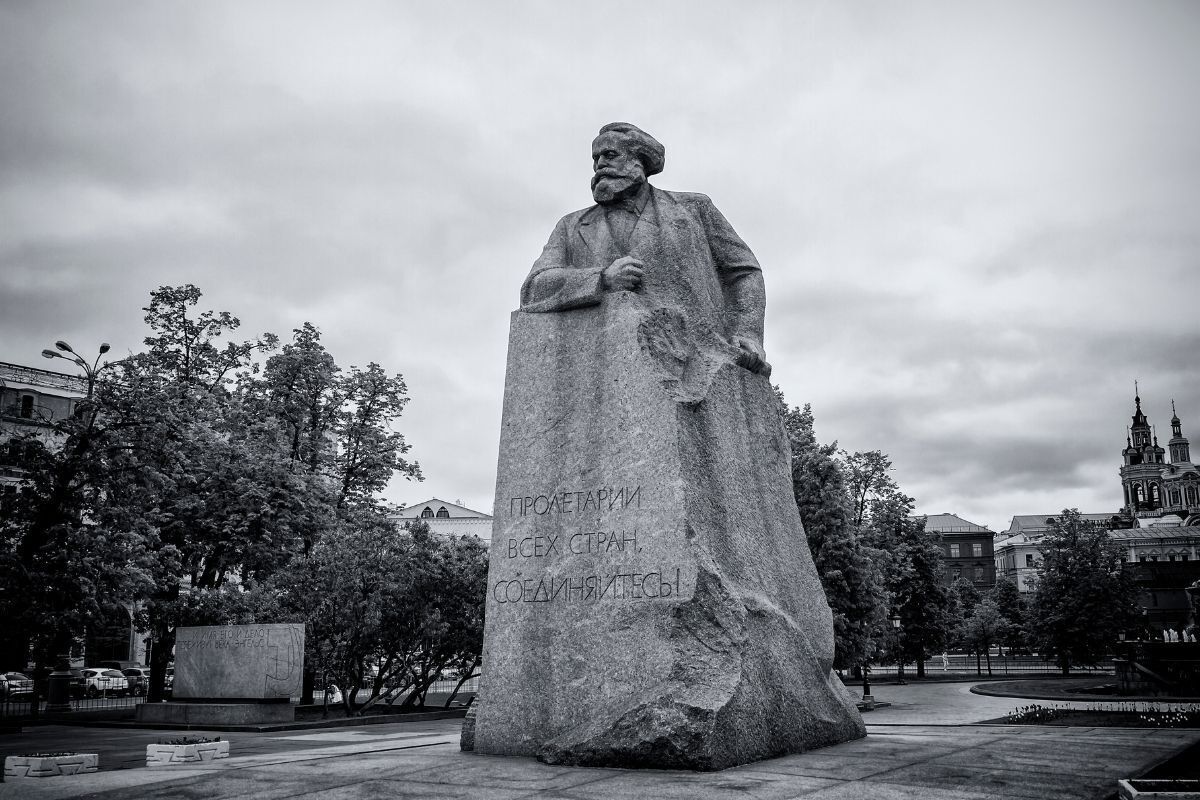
1, 285, 486, 710
779, 391, 1139, 679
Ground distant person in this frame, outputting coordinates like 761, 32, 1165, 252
940, 652, 949, 671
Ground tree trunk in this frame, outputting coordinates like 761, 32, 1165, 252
985, 648, 992, 676
975, 650, 981, 676
915, 649, 926, 678
444, 660, 480, 708
302, 663, 315, 705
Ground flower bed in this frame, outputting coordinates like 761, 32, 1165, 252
146, 737, 229, 767
996, 703, 1200, 728
4, 752, 99, 778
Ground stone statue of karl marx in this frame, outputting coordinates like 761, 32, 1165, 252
520, 122, 770, 378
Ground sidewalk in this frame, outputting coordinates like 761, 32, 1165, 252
2, 681, 1197, 799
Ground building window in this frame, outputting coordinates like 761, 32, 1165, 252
1182, 554, 1190, 562
974, 566, 984, 581
1150, 484, 1161, 505
1135, 485, 1145, 504
951, 567, 961, 581
1150, 555, 1159, 561
436, 507, 449, 518
1188, 487, 1198, 506
1025, 554, 1034, 568
948, 543, 960, 558
421, 507, 434, 518
972, 543, 983, 557
1171, 491, 1181, 506
20, 395, 34, 419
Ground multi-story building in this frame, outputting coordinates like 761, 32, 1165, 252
391, 498, 494, 543
993, 513, 1115, 592
922, 513, 996, 590
0, 361, 86, 514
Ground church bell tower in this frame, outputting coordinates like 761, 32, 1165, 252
1120, 388, 1166, 515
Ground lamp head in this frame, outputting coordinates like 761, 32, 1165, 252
98, 343, 111, 354
41, 349, 58, 359
55, 340, 74, 353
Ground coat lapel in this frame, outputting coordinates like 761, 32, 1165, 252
577, 205, 608, 263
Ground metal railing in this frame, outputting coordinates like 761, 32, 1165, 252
866, 653, 1115, 678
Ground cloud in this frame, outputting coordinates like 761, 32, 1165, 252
2, 1, 1198, 529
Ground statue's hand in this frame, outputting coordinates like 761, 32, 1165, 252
732, 335, 771, 377
601, 257, 644, 292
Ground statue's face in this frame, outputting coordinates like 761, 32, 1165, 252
590, 132, 645, 204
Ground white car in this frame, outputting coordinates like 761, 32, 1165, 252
81, 668, 128, 697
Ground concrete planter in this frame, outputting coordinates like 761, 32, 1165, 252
146, 740, 230, 767
1119, 779, 1200, 799
4, 753, 99, 778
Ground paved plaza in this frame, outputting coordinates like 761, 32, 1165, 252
1, 681, 1197, 799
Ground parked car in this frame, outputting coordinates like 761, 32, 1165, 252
121, 667, 151, 696
1, 672, 35, 700
28, 667, 88, 699
80, 668, 128, 697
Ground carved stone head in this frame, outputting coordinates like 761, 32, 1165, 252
590, 122, 665, 204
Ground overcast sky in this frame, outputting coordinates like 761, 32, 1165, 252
2, 1, 1197, 534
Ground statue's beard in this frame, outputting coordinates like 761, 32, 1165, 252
591, 172, 643, 204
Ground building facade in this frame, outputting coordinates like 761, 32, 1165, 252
0, 361, 86, 512
923, 513, 997, 590
1118, 392, 1200, 528
391, 498, 494, 543
993, 513, 1115, 592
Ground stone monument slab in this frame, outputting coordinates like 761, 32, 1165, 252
174, 623, 305, 700
136, 623, 304, 726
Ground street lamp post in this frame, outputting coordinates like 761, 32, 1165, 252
37, 340, 110, 713
41, 340, 110, 399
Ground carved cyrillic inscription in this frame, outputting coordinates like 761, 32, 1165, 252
509, 486, 642, 516
492, 568, 681, 604
505, 529, 639, 560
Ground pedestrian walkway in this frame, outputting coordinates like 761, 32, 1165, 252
2, 682, 1196, 799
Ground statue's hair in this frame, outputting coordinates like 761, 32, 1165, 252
597, 122, 665, 177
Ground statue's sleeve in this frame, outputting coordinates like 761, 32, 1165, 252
699, 197, 766, 344
520, 216, 605, 313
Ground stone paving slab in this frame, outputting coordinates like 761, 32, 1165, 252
3, 681, 1199, 799
3, 723, 1197, 800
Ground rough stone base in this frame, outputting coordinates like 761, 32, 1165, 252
474, 294, 865, 770
136, 701, 294, 726
460, 702, 478, 751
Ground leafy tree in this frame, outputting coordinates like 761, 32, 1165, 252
0, 405, 156, 673
778, 393, 889, 672
841, 450, 899, 529
950, 577, 981, 618
1029, 509, 1140, 675
990, 577, 1027, 654
253, 322, 339, 476
332, 363, 422, 509
958, 597, 1007, 676
884, 507, 953, 678
267, 516, 486, 715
